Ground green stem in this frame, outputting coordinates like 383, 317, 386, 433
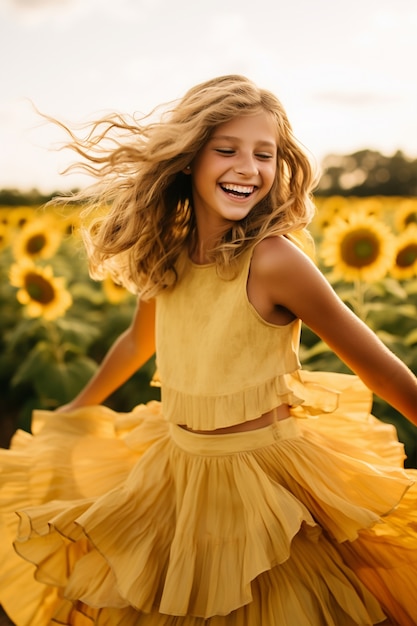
353, 278, 367, 321
42, 320, 65, 362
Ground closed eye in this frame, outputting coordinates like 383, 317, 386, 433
256, 153, 274, 160
215, 149, 273, 159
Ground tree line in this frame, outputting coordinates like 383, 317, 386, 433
317, 149, 417, 197
1, 149, 416, 205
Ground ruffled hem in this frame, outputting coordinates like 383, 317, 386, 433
9, 534, 390, 626
0, 373, 416, 626
162, 368, 340, 431
294, 370, 407, 467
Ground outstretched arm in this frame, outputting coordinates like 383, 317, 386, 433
57, 298, 156, 412
251, 237, 417, 426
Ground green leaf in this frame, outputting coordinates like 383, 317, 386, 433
5, 318, 44, 351
382, 277, 408, 300
404, 328, 417, 347
404, 279, 417, 296
375, 329, 404, 347
33, 355, 98, 405
68, 281, 105, 305
11, 341, 54, 387
299, 340, 332, 360
55, 317, 101, 347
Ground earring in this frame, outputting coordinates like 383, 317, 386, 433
185, 165, 191, 172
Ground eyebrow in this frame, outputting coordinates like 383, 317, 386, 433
210, 134, 277, 148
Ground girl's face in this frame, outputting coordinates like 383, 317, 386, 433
189, 111, 277, 232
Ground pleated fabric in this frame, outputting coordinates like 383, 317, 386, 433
0, 372, 416, 626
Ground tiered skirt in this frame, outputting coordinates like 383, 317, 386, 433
0, 372, 416, 625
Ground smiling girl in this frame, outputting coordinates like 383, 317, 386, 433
1, 75, 416, 626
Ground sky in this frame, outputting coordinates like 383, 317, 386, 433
0, 0, 416, 193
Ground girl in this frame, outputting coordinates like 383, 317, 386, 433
1, 75, 417, 626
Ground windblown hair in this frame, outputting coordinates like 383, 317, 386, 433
55, 75, 319, 299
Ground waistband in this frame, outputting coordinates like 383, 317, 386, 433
169, 417, 300, 456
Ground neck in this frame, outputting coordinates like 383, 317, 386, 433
191, 218, 231, 264
189, 241, 213, 265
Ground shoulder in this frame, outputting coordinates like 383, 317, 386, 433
246, 235, 319, 319
249, 235, 341, 319
250, 235, 314, 281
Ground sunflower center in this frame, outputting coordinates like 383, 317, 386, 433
25, 272, 55, 304
396, 243, 417, 268
27, 234, 46, 254
340, 228, 380, 268
405, 213, 417, 226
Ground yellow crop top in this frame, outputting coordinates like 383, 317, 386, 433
155, 246, 338, 430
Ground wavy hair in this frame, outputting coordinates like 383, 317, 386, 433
54, 75, 319, 298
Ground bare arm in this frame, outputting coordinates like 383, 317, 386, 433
251, 237, 417, 426
57, 298, 156, 411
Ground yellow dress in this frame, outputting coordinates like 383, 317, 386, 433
0, 248, 416, 626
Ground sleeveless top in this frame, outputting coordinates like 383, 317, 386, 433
155, 246, 338, 430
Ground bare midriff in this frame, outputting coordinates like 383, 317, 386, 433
180, 403, 291, 434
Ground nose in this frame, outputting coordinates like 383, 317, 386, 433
233, 153, 259, 176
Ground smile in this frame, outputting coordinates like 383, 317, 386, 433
220, 183, 255, 197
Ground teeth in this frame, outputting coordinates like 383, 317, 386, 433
221, 184, 254, 194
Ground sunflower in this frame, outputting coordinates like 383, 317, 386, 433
102, 275, 131, 304
320, 210, 396, 282
61, 213, 82, 237
394, 199, 417, 232
0, 222, 10, 251
316, 195, 350, 215
9, 260, 73, 320
312, 196, 350, 232
13, 216, 63, 261
0, 207, 11, 227
351, 197, 384, 218
7, 206, 37, 231
390, 226, 417, 280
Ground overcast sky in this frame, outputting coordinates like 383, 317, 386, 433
1, 0, 416, 193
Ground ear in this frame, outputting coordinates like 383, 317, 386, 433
182, 165, 192, 175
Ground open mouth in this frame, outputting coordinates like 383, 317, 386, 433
220, 183, 256, 198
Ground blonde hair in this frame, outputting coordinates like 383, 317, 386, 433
55, 75, 318, 298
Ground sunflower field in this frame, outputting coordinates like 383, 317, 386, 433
0, 198, 417, 466
0, 205, 159, 448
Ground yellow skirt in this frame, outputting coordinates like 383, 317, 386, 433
0, 372, 416, 626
